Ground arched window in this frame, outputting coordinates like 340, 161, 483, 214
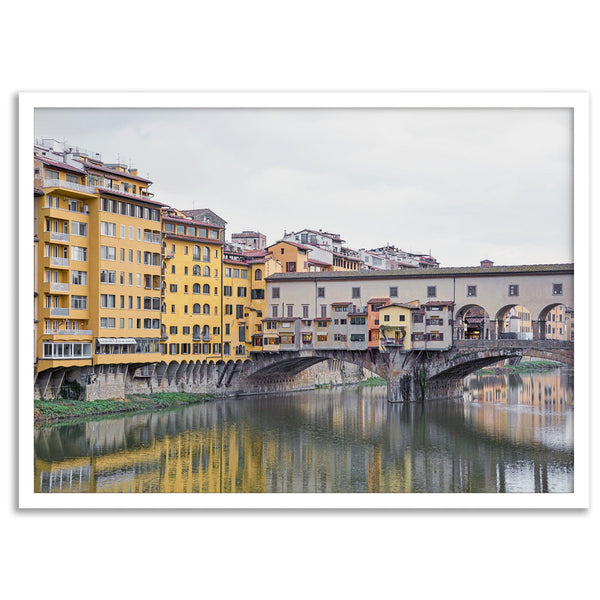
255, 269, 263, 281
193, 245, 200, 260
203, 266, 210, 276
193, 283, 201, 294
161, 303, 166, 313
202, 325, 210, 337
193, 264, 201, 276
193, 325, 200, 338
203, 303, 210, 314
203, 284, 210, 294
203, 247, 210, 262
193, 303, 201, 314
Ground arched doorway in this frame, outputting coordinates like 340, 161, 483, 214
537, 303, 573, 341
455, 304, 490, 340
495, 304, 534, 340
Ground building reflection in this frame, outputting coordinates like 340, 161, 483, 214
35, 371, 573, 494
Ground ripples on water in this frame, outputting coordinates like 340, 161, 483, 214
34, 368, 573, 493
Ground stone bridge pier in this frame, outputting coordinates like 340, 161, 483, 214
383, 340, 573, 403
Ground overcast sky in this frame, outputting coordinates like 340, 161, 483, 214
34, 107, 573, 267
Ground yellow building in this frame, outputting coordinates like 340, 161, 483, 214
378, 303, 416, 350
34, 143, 165, 381
160, 208, 224, 360
266, 240, 311, 273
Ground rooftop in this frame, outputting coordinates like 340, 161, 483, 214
266, 263, 574, 281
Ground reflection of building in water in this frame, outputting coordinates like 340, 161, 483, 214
35, 378, 573, 494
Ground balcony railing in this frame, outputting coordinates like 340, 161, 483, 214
50, 282, 69, 292
50, 257, 69, 267
50, 232, 70, 243
143, 232, 162, 244
45, 329, 93, 336
50, 307, 69, 317
43, 178, 95, 195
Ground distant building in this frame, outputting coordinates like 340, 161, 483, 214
231, 230, 267, 250
283, 228, 362, 271
182, 208, 227, 229
360, 245, 439, 270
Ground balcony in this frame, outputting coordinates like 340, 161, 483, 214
381, 337, 405, 347
50, 282, 69, 293
50, 307, 69, 317
50, 232, 70, 243
50, 257, 69, 268
43, 178, 96, 196
45, 329, 93, 336
143, 232, 162, 244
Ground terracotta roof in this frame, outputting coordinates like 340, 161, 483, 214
98, 187, 166, 207
163, 214, 224, 229
380, 302, 419, 310
367, 297, 390, 304
308, 259, 331, 266
267, 263, 574, 281
84, 162, 152, 184
331, 301, 353, 306
267, 239, 311, 251
163, 233, 224, 245
424, 301, 455, 307
35, 155, 86, 175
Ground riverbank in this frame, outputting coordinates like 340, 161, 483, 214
476, 360, 563, 376
34, 392, 215, 424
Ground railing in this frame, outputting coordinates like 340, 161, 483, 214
144, 232, 162, 244
50, 307, 69, 316
164, 252, 174, 259
50, 257, 69, 267
43, 178, 95, 195
50, 232, 70, 243
50, 282, 69, 292
45, 329, 93, 336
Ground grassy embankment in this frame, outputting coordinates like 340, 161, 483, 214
34, 392, 214, 423
476, 360, 562, 375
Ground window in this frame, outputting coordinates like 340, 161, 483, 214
272, 305, 278, 318
467, 285, 477, 297
251, 289, 265, 300
237, 287, 247, 297
100, 294, 115, 308
71, 222, 87, 237
350, 334, 365, 342
225, 304, 233, 315
236, 305, 244, 318
170, 284, 177, 293
384, 314, 390, 322
71, 270, 87, 285
100, 317, 115, 328
71, 295, 87, 310
203, 284, 211, 294
427, 286, 436, 298
352, 287, 361, 298
203, 304, 210, 314
223, 285, 232, 296
389, 287, 398, 297
350, 316, 366, 325
508, 284, 519, 297
302, 305, 309, 318
202, 247, 210, 262
255, 269, 263, 280
320, 305, 327, 318
71, 246, 87, 261
100, 246, 116, 260
317, 287, 325, 298
272, 287, 280, 299
100, 221, 116, 237
287, 305, 294, 318
286, 262, 296, 273
553, 283, 563, 296
100, 270, 116, 284
193, 303, 201, 314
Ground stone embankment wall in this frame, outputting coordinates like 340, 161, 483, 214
35, 358, 376, 401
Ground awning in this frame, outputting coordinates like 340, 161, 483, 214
96, 337, 137, 345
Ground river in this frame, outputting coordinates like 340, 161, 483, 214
34, 368, 573, 493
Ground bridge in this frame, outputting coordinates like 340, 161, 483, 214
236, 339, 573, 402
36, 263, 575, 402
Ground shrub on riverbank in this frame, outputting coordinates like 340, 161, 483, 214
34, 392, 214, 423
476, 360, 562, 375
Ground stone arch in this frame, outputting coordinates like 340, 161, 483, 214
166, 360, 180, 385
537, 302, 573, 341
495, 303, 535, 340
454, 303, 490, 340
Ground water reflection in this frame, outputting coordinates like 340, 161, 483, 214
34, 369, 574, 493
